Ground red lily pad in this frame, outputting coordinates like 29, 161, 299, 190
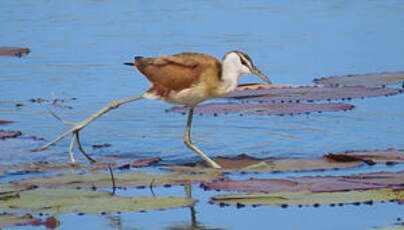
313, 71, 404, 87
0, 120, 14, 125
228, 85, 401, 103
168, 102, 354, 116
203, 170, 404, 193
130, 156, 162, 167
325, 148, 404, 164
0, 46, 30, 57
0, 130, 22, 139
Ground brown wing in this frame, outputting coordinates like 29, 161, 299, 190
134, 52, 221, 92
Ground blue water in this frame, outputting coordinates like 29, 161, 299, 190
1, 0, 403, 229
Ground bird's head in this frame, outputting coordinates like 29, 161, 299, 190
222, 51, 271, 84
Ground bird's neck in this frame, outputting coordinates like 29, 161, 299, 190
220, 60, 242, 94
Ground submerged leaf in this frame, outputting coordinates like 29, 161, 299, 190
168, 102, 353, 116
210, 188, 403, 208
228, 85, 401, 103
12, 171, 223, 189
0, 188, 195, 214
313, 71, 404, 87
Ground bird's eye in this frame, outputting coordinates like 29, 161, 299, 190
240, 57, 248, 66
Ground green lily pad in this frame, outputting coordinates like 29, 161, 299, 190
0, 188, 196, 214
1, 183, 36, 201
210, 188, 403, 208
12, 171, 223, 189
2, 157, 162, 175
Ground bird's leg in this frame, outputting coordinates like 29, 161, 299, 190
34, 95, 144, 163
75, 131, 96, 163
183, 107, 221, 169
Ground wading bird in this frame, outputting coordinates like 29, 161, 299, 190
36, 51, 271, 168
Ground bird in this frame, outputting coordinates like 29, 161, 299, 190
36, 51, 271, 169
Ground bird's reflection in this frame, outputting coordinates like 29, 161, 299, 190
164, 185, 226, 230
102, 184, 225, 230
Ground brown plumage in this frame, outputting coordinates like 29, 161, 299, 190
126, 52, 223, 105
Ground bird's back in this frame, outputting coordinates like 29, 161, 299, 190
134, 52, 222, 103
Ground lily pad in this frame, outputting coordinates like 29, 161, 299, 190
166, 149, 404, 173
2, 157, 162, 174
0, 46, 30, 57
0, 120, 14, 125
0, 188, 196, 214
313, 71, 404, 87
0, 130, 22, 139
164, 153, 362, 173
210, 188, 403, 208
168, 102, 354, 116
0, 213, 41, 228
203, 171, 404, 193
12, 171, 223, 189
325, 148, 404, 164
228, 84, 401, 103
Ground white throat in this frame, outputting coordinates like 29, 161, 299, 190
221, 53, 245, 94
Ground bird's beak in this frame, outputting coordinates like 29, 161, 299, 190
124, 62, 134, 66
251, 66, 271, 84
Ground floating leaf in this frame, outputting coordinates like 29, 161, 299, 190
0, 183, 36, 200
313, 71, 404, 87
0, 120, 14, 125
0, 46, 30, 57
0, 130, 22, 139
0, 214, 41, 228
203, 171, 404, 193
12, 171, 223, 189
228, 85, 401, 103
325, 148, 404, 164
3, 157, 162, 175
129, 157, 162, 167
164, 153, 362, 173
168, 102, 354, 116
0, 188, 195, 214
92, 143, 112, 149
210, 188, 403, 208
166, 149, 404, 173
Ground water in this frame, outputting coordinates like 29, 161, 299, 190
1, 0, 403, 229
